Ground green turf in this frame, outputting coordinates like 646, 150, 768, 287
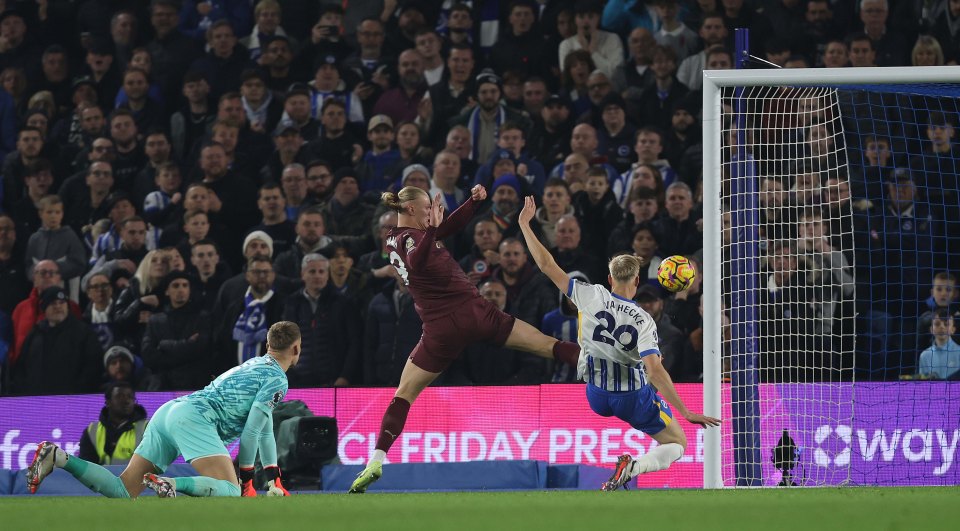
1, 488, 955, 531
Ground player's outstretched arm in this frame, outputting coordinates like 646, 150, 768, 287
643, 353, 721, 428
436, 186, 485, 240
517, 196, 570, 293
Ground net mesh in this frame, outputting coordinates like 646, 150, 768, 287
717, 82, 960, 487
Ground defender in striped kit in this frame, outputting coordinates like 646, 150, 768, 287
518, 196, 720, 491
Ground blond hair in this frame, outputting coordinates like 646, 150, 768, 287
267, 321, 301, 352
381, 185, 429, 212
608, 254, 643, 284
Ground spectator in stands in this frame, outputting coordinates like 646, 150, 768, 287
9, 159, 52, 237
652, 182, 702, 258
635, 46, 688, 133
364, 268, 421, 387
596, 93, 636, 173
216, 255, 284, 370
248, 183, 296, 257
343, 18, 391, 96
188, 239, 229, 312
460, 219, 503, 286
429, 152, 467, 212
553, 216, 605, 285
574, 166, 624, 258
241, 0, 287, 61
911, 35, 944, 67
358, 211, 398, 294
280, 86, 320, 142
283, 253, 360, 387
415, 30, 445, 86
821, 39, 849, 68
536, 178, 576, 248
530, 94, 574, 168
240, 68, 282, 135
858, 0, 908, 67
303, 98, 362, 171
677, 15, 728, 91
797, 208, 855, 339
293, 5, 352, 79
62, 161, 114, 238
559, 0, 624, 79
111, 249, 171, 350
608, 187, 661, 256
107, 110, 146, 192
84, 272, 117, 350
25, 195, 86, 283
279, 163, 316, 220
274, 206, 332, 279
10, 259, 83, 365
12, 286, 103, 395
635, 284, 685, 379
189, 20, 254, 101
101, 344, 159, 391
579, 70, 613, 126
613, 27, 657, 100
846, 33, 878, 68
910, 111, 960, 210
540, 271, 589, 382
261, 35, 296, 96
372, 48, 427, 125
918, 272, 959, 343
488, 2, 549, 81
92, 193, 155, 263
177, 209, 212, 263
0, 214, 28, 316
462, 174, 543, 255
142, 162, 182, 229
490, 238, 557, 330
632, 223, 664, 287
142, 270, 211, 390
78, 381, 148, 464
615, 129, 676, 206
327, 243, 374, 312
759, 240, 817, 381
98, 215, 151, 271
196, 141, 258, 241
653, 0, 698, 62
2, 127, 45, 211
308, 55, 363, 125
451, 70, 531, 164
473, 122, 546, 196
420, 43, 476, 147
356, 114, 400, 194
918, 310, 960, 380
444, 125, 477, 180
455, 279, 547, 385
931, 0, 960, 63
261, 122, 307, 185
322, 168, 375, 242
119, 68, 164, 132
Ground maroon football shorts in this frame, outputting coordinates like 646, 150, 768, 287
409, 297, 516, 373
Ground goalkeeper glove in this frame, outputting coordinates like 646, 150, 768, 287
239, 466, 257, 497
264, 466, 290, 496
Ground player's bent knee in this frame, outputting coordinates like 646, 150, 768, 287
222, 480, 241, 497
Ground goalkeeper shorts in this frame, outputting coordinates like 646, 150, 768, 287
135, 400, 230, 472
585, 383, 674, 435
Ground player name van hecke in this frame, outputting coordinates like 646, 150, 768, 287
603, 300, 646, 326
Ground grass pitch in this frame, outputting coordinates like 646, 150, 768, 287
1, 488, 953, 531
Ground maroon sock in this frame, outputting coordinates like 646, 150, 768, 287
374, 397, 411, 452
553, 341, 581, 366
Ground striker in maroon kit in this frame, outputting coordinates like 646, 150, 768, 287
386, 196, 516, 372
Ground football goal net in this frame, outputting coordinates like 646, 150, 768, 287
703, 65, 960, 488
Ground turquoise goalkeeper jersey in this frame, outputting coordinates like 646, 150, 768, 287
181, 355, 289, 442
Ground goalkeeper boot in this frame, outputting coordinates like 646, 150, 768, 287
26, 441, 66, 494
143, 473, 177, 498
600, 454, 633, 492
348, 461, 382, 494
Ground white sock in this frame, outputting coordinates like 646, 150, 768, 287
369, 450, 386, 465
54, 446, 68, 468
629, 443, 684, 477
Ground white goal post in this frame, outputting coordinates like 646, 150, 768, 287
702, 66, 960, 489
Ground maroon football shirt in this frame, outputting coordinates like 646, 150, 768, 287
385, 198, 480, 322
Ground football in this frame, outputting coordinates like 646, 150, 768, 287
657, 255, 696, 293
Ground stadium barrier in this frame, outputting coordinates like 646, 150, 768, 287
1, 383, 957, 493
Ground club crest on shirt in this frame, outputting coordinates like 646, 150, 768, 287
435, 241, 444, 248
405, 236, 415, 251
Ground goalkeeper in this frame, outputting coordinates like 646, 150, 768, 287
26, 321, 301, 498
517, 196, 720, 491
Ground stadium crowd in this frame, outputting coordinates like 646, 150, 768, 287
0, 0, 958, 396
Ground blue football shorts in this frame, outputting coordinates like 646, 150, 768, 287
134, 400, 229, 471
585, 383, 674, 435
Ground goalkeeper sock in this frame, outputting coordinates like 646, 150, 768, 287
62, 456, 130, 499
173, 476, 241, 497
374, 397, 410, 453
552, 341, 580, 366
629, 443, 684, 477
